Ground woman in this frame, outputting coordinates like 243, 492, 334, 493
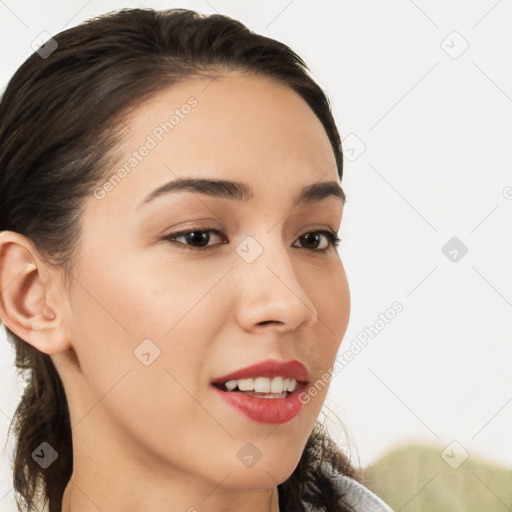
0, 8, 393, 512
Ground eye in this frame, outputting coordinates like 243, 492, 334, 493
162, 227, 227, 251
292, 230, 341, 251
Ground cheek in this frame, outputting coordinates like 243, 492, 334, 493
72, 249, 225, 338
299, 259, 350, 406
65, 255, 232, 468
67, 251, 229, 399
304, 258, 350, 351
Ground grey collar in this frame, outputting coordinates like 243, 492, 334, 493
301, 463, 394, 512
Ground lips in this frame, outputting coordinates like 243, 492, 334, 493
210, 359, 310, 424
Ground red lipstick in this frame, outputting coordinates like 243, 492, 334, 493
211, 359, 309, 424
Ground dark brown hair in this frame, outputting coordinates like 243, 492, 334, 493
0, 7, 359, 512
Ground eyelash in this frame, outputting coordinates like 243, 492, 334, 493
161, 227, 341, 252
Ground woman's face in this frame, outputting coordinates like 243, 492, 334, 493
54, 72, 350, 493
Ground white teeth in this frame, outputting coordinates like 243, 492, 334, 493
254, 377, 271, 393
222, 377, 298, 394
286, 379, 297, 392
237, 378, 254, 391
270, 376, 284, 393
225, 380, 238, 391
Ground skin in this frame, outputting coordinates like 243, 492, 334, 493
0, 72, 350, 512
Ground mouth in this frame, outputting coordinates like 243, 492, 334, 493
210, 359, 310, 424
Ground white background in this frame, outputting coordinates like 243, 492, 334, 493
1, 0, 511, 509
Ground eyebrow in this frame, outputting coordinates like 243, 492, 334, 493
136, 177, 345, 209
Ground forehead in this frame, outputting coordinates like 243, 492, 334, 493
95, 71, 339, 211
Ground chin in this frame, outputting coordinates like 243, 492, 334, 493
221, 457, 300, 490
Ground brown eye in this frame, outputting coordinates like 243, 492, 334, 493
163, 228, 227, 251
293, 231, 341, 251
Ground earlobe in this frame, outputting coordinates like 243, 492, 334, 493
0, 230, 69, 354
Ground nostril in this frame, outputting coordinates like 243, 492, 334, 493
257, 320, 280, 326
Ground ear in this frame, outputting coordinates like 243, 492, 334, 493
0, 230, 72, 355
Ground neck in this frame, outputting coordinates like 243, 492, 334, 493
60, 477, 280, 512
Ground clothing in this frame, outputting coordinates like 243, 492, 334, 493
302, 463, 394, 512
334, 476, 394, 512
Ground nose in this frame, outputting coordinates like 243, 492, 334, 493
232, 234, 318, 334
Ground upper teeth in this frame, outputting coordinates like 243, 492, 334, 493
224, 377, 297, 393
